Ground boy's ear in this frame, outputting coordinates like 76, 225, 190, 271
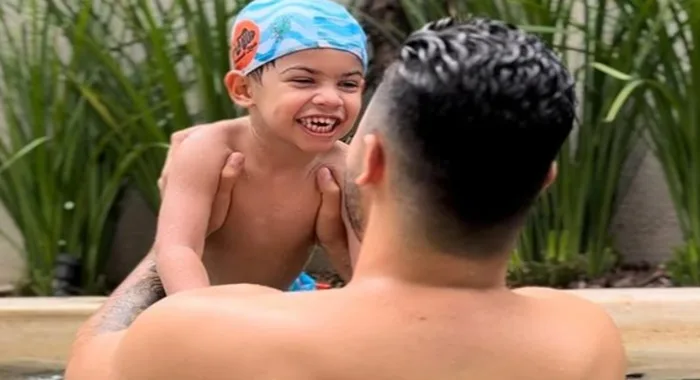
224, 70, 254, 107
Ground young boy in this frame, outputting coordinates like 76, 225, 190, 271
154, 0, 368, 295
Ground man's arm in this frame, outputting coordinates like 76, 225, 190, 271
64, 256, 164, 380
65, 262, 284, 380
154, 131, 241, 294
111, 285, 286, 380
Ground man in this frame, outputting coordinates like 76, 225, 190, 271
65, 17, 627, 380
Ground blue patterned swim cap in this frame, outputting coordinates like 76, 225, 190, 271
229, 0, 368, 75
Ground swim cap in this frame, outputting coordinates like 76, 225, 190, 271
229, 0, 369, 75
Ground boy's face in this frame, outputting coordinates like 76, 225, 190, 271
226, 48, 365, 153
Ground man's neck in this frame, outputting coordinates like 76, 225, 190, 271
350, 207, 511, 291
244, 117, 320, 172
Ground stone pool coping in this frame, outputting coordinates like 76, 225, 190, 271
0, 289, 698, 379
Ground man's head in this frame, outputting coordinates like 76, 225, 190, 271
344, 17, 576, 257
224, 0, 369, 153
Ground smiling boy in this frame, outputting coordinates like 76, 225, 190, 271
154, 0, 368, 295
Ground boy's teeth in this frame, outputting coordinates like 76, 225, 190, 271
299, 117, 338, 134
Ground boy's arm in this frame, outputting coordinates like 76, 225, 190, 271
155, 131, 241, 294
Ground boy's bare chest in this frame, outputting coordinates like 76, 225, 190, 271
224, 173, 321, 244
201, 172, 322, 288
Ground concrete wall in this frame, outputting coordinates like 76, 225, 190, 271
0, 1, 685, 287
0, 2, 26, 286
611, 144, 683, 264
0, 207, 23, 286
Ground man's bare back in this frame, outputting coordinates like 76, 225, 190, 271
115, 282, 625, 380
155, 117, 347, 291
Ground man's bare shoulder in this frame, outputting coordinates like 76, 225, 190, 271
514, 286, 619, 335
168, 282, 283, 300
514, 286, 627, 379
116, 284, 313, 379
514, 286, 611, 315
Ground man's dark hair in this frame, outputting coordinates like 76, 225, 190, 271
375, 17, 576, 256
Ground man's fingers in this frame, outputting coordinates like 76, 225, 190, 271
208, 152, 245, 235
316, 167, 352, 280
159, 127, 198, 195
317, 167, 341, 220
161, 131, 187, 176
220, 152, 245, 192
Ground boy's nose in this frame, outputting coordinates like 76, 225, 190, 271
312, 87, 343, 108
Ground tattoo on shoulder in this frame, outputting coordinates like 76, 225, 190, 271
96, 261, 166, 333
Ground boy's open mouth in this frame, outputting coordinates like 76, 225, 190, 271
297, 116, 340, 136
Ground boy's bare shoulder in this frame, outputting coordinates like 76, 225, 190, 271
193, 116, 250, 131
185, 117, 249, 148
333, 140, 349, 153
325, 140, 348, 159
320, 141, 348, 175
167, 118, 250, 175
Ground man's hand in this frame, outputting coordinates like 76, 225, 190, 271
158, 125, 242, 235
315, 167, 352, 281
209, 152, 246, 235
158, 126, 199, 195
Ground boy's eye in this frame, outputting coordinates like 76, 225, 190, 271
340, 81, 359, 89
291, 78, 314, 84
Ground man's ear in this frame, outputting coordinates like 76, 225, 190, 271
355, 134, 385, 187
224, 70, 254, 108
541, 162, 558, 191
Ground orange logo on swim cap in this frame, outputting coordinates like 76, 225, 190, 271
231, 20, 260, 71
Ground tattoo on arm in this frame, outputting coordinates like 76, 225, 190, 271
94, 260, 166, 334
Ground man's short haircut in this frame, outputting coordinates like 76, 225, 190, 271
374, 17, 576, 256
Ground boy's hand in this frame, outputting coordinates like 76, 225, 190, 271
159, 126, 243, 236
315, 167, 352, 281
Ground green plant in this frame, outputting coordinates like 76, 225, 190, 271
0, 0, 136, 294
610, 0, 700, 285
45, 0, 251, 211
0, 0, 254, 294
355, 0, 660, 286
